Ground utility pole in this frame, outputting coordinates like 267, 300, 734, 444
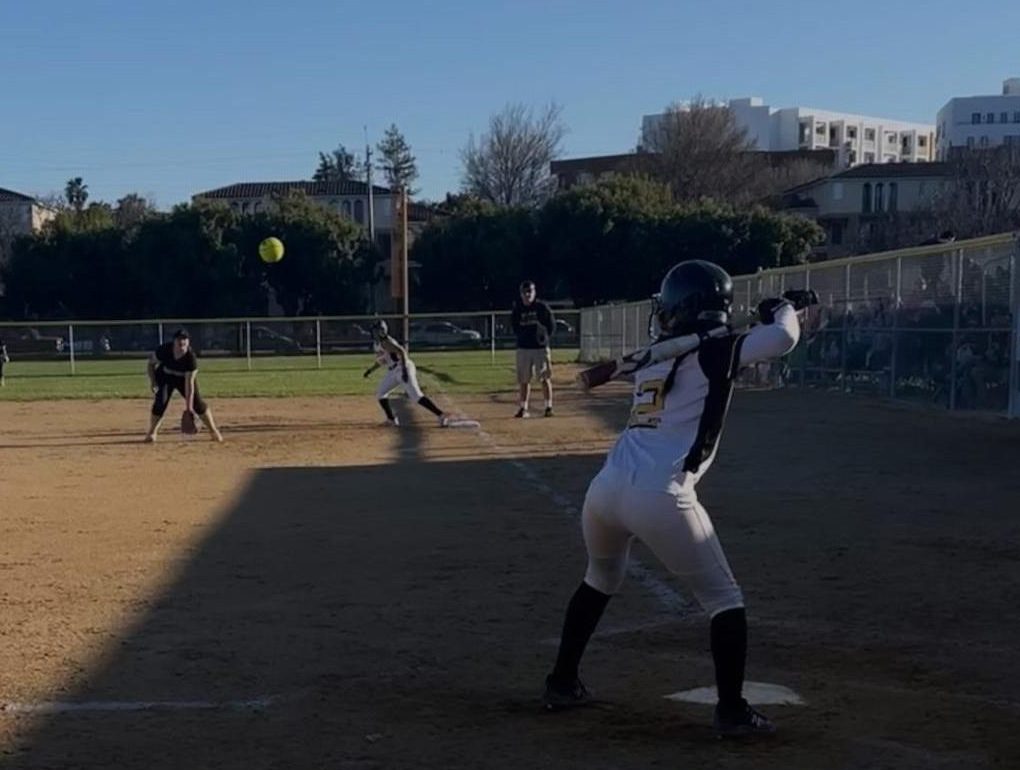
401, 184, 409, 347
365, 138, 376, 244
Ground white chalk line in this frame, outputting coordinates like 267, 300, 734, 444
0, 695, 277, 715
422, 382, 697, 620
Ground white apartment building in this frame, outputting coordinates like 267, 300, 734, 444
935, 78, 1020, 159
642, 97, 935, 165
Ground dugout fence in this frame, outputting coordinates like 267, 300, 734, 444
579, 232, 1020, 418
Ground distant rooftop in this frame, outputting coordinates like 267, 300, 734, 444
194, 180, 393, 199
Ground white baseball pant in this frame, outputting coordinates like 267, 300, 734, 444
375, 361, 424, 402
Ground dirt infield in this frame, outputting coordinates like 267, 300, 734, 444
1, 388, 1018, 769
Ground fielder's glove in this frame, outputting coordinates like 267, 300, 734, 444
782, 288, 819, 310
181, 410, 198, 435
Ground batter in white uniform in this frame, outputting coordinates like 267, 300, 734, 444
542, 260, 815, 738
363, 320, 448, 428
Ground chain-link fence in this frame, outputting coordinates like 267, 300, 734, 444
580, 233, 1020, 418
0, 310, 582, 371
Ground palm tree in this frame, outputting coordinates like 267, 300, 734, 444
64, 177, 89, 213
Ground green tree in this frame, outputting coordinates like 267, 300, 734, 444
312, 145, 361, 183
114, 193, 156, 229
376, 124, 419, 194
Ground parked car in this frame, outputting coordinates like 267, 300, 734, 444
409, 322, 483, 346
3, 328, 65, 355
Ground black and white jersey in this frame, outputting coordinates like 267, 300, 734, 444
604, 304, 800, 485
154, 342, 198, 381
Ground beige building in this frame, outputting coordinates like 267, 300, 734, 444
781, 163, 952, 258
191, 180, 430, 238
0, 187, 58, 238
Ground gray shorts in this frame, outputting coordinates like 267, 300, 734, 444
516, 348, 551, 385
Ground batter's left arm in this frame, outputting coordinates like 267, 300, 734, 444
738, 304, 800, 365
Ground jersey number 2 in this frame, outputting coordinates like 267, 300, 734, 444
628, 379, 665, 428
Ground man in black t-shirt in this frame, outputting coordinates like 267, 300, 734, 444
511, 280, 556, 418
144, 329, 222, 443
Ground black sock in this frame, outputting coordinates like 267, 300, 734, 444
550, 582, 611, 686
417, 396, 444, 417
711, 607, 747, 710
378, 399, 395, 421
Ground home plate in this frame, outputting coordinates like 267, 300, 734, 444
446, 418, 480, 429
665, 681, 805, 706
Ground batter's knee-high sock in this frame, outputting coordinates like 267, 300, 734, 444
550, 582, 611, 685
417, 396, 444, 417
710, 607, 747, 709
378, 398, 396, 421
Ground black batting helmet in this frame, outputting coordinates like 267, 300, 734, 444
652, 260, 733, 338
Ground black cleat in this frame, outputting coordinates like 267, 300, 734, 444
542, 675, 591, 711
713, 699, 777, 738
514, 407, 530, 419
543, 406, 554, 418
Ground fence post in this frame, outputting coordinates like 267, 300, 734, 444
949, 249, 963, 410
245, 320, 252, 372
801, 268, 811, 388
315, 318, 322, 370
840, 262, 851, 391
158, 322, 164, 345
490, 312, 496, 364
890, 256, 901, 399
1010, 245, 1019, 418
68, 324, 76, 375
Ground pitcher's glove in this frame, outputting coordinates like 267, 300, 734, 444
181, 410, 199, 435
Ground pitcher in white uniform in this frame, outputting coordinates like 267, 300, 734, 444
363, 320, 449, 428
542, 260, 815, 738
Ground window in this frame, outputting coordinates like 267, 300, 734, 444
1005, 135, 1020, 146
815, 122, 827, 137
847, 126, 858, 140
241, 201, 250, 213
848, 150, 857, 164
972, 112, 981, 124
830, 221, 844, 245
886, 133, 897, 145
875, 182, 884, 211
1002, 112, 1009, 124
918, 136, 927, 148
980, 135, 990, 147
1014, 111, 1020, 123
353, 199, 365, 223
966, 136, 976, 148
862, 183, 872, 213
832, 182, 844, 201
799, 121, 811, 144
987, 112, 995, 123
342, 200, 352, 217
864, 152, 875, 163
888, 182, 898, 212
865, 128, 876, 142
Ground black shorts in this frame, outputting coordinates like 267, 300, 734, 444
151, 373, 208, 417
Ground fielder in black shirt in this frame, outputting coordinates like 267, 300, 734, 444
144, 329, 222, 442
0, 336, 8, 387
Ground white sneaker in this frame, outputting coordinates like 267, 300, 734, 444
439, 415, 450, 428
386, 417, 400, 427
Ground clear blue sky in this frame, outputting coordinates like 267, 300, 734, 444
2, 0, 1018, 208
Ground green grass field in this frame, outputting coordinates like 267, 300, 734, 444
0, 350, 580, 401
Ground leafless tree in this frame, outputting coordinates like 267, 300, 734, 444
928, 147, 1020, 238
641, 96, 762, 204
460, 103, 566, 207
